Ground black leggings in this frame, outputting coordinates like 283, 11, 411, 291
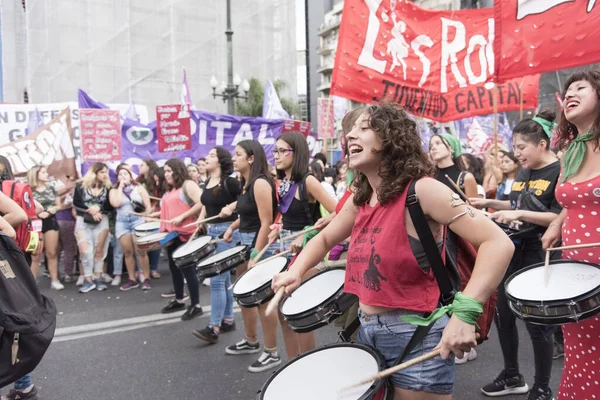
166, 237, 200, 306
495, 241, 559, 388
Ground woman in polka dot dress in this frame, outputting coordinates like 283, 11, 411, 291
542, 70, 600, 400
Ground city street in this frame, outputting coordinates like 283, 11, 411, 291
29, 261, 564, 400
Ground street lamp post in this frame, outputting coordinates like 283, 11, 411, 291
210, 0, 249, 115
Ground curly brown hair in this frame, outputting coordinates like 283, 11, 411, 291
556, 69, 600, 151
353, 102, 435, 207
165, 158, 189, 190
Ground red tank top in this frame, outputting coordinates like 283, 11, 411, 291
336, 189, 353, 214
160, 188, 196, 242
345, 181, 440, 312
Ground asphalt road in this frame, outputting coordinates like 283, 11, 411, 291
12, 260, 564, 400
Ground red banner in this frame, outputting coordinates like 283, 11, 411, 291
330, 0, 540, 121
156, 104, 192, 153
80, 109, 122, 162
317, 98, 334, 139
494, 0, 600, 82
282, 120, 311, 137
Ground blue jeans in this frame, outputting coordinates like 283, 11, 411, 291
208, 223, 240, 328
148, 249, 160, 272
239, 231, 278, 257
14, 373, 32, 390
111, 233, 124, 276
279, 228, 302, 257
357, 309, 454, 394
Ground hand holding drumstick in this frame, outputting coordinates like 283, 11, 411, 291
266, 268, 303, 316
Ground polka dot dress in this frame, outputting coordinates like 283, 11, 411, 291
556, 177, 600, 400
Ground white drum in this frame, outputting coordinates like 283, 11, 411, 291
136, 232, 174, 252
134, 221, 160, 237
195, 245, 250, 278
505, 260, 600, 324
257, 343, 392, 400
280, 268, 358, 333
232, 256, 289, 307
172, 236, 215, 268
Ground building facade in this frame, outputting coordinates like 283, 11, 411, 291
0, 0, 299, 115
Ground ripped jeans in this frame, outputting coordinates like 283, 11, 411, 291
75, 216, 110, 277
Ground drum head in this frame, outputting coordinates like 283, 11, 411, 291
173, 236, 212, 258
137, 232, 169, 244
134, 221, 160, 232
233, 256, 288, 295
281, 268, 345, 316
260, 344, 380, 400
506, 261, 600, 302
198, 246, 246, 267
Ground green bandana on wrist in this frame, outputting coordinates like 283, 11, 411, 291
250, 248, 260, 260
561, 131, 594, 183
302, 225, 319, 247
438, 133, 462, 159
401, 292, 483, 327
532, 117, 557, 139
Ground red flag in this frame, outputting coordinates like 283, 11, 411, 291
494, 0, 600, 82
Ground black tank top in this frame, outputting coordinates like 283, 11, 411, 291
200, 177, 241, 223
237, 176, 278, 233
282, 197, 316, 231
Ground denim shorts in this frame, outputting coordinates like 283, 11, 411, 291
279, 228, 302, 256
207, 222, 240, 254
356, 309, 455, 394
115, 213, 145, 239
239, 231, 279, 257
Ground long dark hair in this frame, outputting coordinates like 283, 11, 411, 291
513, 109, 556, 151
165, 158, 188, 190
276, 132, 310, 182
460, 154, 484, 185
211, 146, 234, 196
236, 140, 273, 190
353, 102, 435, 206
138, 158, 159, 194
309, 161, 325, 182
556, 69, 600, 151
0, 155, 14, 181
501, 151, 520, 181
153, 167, 168, 197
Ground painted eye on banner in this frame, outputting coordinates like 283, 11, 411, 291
125, 127, 154, 146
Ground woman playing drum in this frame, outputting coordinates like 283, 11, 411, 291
159, 158, 204, 321
542, 69, 600, 400
471, 110, 562, 400
272, 103, 513, 400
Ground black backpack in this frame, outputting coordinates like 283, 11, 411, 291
0, 232, 56, 387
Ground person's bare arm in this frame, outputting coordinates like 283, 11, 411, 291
253, 179, 275, 251
0, 191, 27, 228
462, 173, 479, 199
0, 215, 16, 239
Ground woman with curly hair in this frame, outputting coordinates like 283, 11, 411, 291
272, 102, 513, 399
158, 158, 205, 320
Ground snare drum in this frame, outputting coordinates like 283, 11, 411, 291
136, 231, 178, 253
506, 260, 600, 325
196, 245, 250, 279
172, 236, 216, 268
233, 256, 289, 307
280, 268, 358, 333
257, 343, 393, 400
134, 221, 160, 237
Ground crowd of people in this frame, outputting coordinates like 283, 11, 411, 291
3, 69, 600, 400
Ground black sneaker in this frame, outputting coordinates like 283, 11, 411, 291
527, 385, 554, 400
193, 326, 219, 344
181, 305, 203, 321
161, 290, 190, 300
225, 338, 261, 355
481, 370, 529, 397
5, 385, 39, 400
161, 299, 186, 314
553, 342, 564, 360
220, 321, 236, 333
248, 351, 282, 373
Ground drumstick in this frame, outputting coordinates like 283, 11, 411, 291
127, 213, 171, 223
265, 287, 285, 316
280, 226, 320, 242
182, 215, 222, 229
210, 237, 227, 244
544, 248, 551, 286
546, 242, 600, 252
227, 249, 292, 290
252, 238, 278, 264
341, 349, 441, 392
445, 174, 472, 206
148, 195, 162, 201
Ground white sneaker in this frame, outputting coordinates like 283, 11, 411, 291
102, 273, 113, 283
50, 280, 65, 291
111, 275, 122, 287
455, 348, 477, 365
202, 278, 210, 287
76, 275, 85, 286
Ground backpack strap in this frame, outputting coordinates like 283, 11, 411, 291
406, 179, 457, 305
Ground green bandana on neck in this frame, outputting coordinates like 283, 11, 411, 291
438, 133, 462, 159
532, 117, 557, 139
561, 131, 594, 182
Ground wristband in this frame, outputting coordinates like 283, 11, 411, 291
250, 248, 260, 260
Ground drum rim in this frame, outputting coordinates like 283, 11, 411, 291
134, 221, 161, 231
280, 267, 346, 318
172, 236, 213, 259
232, 257, 290, 296
197, 245, 249, 267
136, 231, 170, 244
257, 342, 385, 400
505, 259, 600, 305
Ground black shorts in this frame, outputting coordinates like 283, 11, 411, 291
42, 215, 59, 233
